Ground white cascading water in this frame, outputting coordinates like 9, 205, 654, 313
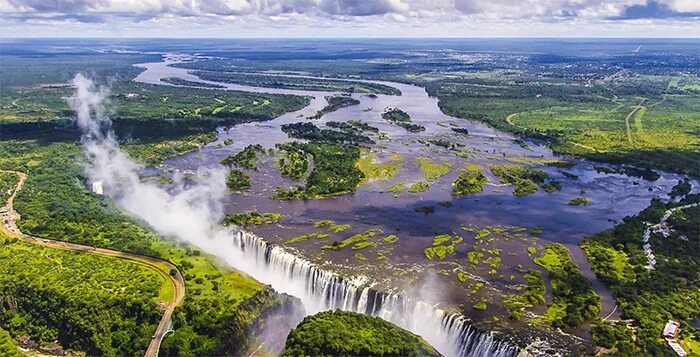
228, 230, 519, 357
67, 74, 519, 357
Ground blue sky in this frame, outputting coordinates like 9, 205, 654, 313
1, 0, 699, 37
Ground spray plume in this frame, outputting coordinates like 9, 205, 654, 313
68, 74, 517, 357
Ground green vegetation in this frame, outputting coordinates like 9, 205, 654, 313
590, 320, 636, 352
568, 197, 590, 206
670, 178, 692, 198
222, 211, 283, 226
534, 244, 601, 328
308, 96, 361, 119
276, 143, 310, 180
0, 235, 163, 356
282, 122, 372, 145
0, 172, 18, 205
502, 270, 546, 320
383, 235, 399, 244
473, 300, 488, 311
161, 77, 225, 88
282, 310, 439, 357
424, 233, 462, 260
408, 181, 429, 193
323, 230, 383, 251
123, 132, 217, 165
386, 182, 405, 193
226, 169, 252, 191
490, 165, 551, 196
326, 120, 379, 134
427, 76, 700, 177
312, 220, 351, 233
381, 108, 425, 133
193, 71, 401, 95
275, 142, 364, 199
0, 140, 276, 356
0, 81, 309, 124
356, 152, 400, 183
287, 232, 330, 244
417, 158, 450, 182
220, 144, 265, 169
581, 195, 700, 355
0, 327, 22, 357
452, 164, 488, 195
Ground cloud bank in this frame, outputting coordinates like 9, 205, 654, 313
2, 0, 699, 37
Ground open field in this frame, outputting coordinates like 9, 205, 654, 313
426, 75, 700, 176
0, 82, 309, 123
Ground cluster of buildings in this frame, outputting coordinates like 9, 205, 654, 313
642, 203, 699, 270
663, 320, 688, 357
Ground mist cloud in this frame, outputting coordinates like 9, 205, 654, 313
4, 0, 699, 21
69, 73, 230, 250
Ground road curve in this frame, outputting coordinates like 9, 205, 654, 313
0, 170, 185, 357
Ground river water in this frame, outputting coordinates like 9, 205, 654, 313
134, 55, 690, 244
132, 54, 694, 353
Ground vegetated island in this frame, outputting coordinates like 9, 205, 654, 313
282, 310, 440, 357
192, 71, 402, 95
160, 77, 225, 88
307, 95, 361, 119
381, 108, 425, 133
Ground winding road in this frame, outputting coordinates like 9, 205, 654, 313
0, 170, 185, 357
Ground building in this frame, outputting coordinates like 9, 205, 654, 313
91, 180, 103, 195
667, 341, 688, 357
662, 320, 688, 357
663, 320, 680, 338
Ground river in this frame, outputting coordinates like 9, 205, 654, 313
132, 53, 695, 355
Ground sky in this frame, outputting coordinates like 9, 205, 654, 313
1, 0, 699, 38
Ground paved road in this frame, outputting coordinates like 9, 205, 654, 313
0, 170, 185, 357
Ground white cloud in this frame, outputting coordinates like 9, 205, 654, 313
0, 0, 698, 37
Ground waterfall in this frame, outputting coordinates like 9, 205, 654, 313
228, 230, 519, 357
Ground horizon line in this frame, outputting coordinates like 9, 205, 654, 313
3, 36, 700, 40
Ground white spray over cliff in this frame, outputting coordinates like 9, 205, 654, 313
68, 74, 518, 357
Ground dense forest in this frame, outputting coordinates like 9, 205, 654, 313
0, 140, 279, 355
582, 194, 700, 355
534, 244, 601, 328
282, 310, 440, 357
0, 236, 163, 356
0, 327, 22, 357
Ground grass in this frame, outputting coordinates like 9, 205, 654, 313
386, 182, 405, 193
417, 157, 451, 182
408, 181, 429, 193
580, 240, 636, 283
490, 165, 549, 196
383, 235, 399, 244
452, 164, 488, 196
424, 233, 462, 260
533, 244, 601, 328
222, 211, 283, 226
287, 232, 330, 244
322, 229, 383, 251
429, 75, 700, 176
356, 152, 401, 183
0, 81, 310, 124
680, 338, 700, 356
123, 133, 217, 165
473, 300, 488, 311
568, 197, 591, 206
